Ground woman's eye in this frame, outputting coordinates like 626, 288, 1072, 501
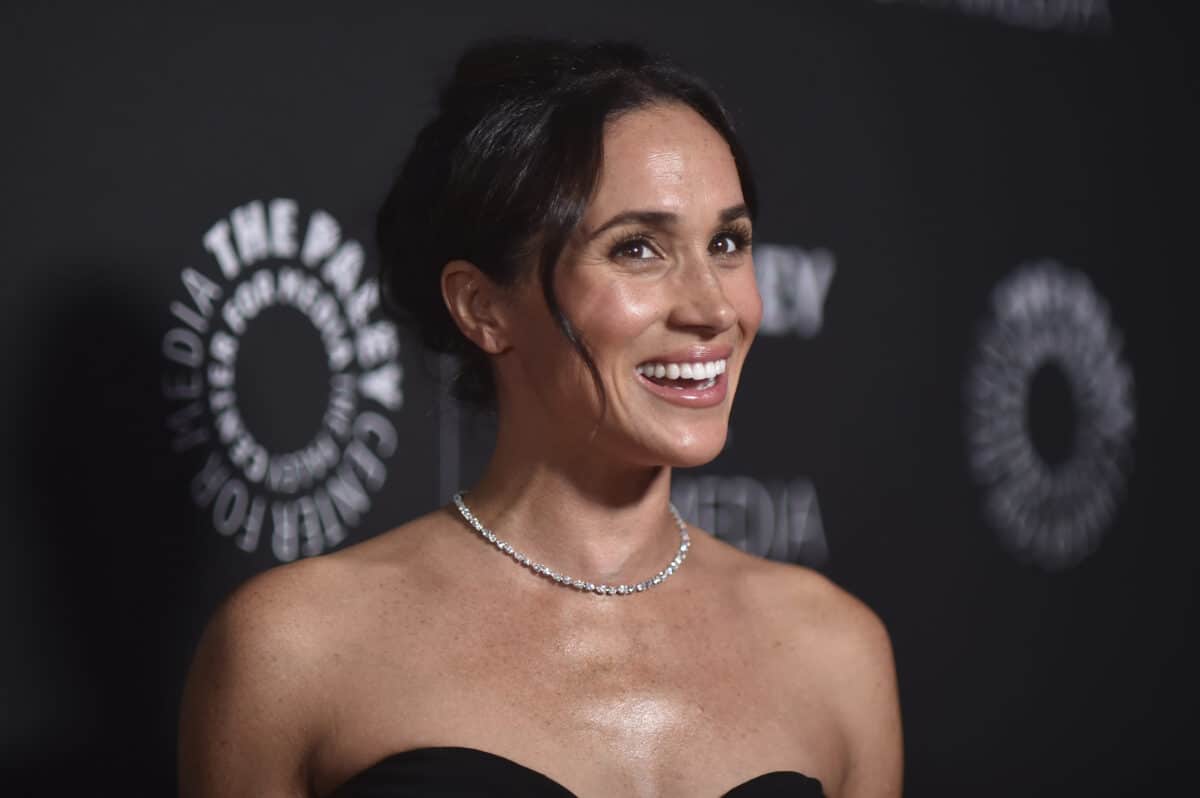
612, 238, 656, 260
710, 232, 745, 255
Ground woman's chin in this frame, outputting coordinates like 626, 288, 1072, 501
655, 429, 728, 469
593, 414, 730, 469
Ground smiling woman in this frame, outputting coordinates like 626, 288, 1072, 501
177, 37, 903, 798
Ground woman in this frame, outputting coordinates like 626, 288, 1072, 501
178, 38, 903, 797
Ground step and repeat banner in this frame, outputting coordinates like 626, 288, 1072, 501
2, 1, 1192, 795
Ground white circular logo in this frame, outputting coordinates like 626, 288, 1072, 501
161, 198, 404, 561
965, 260, 1135, 569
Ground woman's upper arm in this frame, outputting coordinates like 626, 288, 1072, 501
178, 565, 327, 798
830, 597, 904, 798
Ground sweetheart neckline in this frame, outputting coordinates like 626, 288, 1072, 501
331, 744, 824, 797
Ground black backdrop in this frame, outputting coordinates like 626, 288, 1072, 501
2, 1, 1194, 795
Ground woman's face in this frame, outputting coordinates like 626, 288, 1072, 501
498, 101, 761, 468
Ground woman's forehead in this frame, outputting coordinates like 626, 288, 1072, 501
586, 103, 743, 225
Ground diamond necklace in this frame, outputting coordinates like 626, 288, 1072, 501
451, 491, 691, 596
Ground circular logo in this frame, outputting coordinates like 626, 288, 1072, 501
161, 198, 404, 561
965, 260, 1135, 569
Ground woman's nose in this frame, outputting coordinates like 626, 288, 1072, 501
668, 257, 737, 334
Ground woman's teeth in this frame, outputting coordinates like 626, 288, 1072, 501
636, 358, 726, 385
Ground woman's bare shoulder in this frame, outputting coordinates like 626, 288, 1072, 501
200, 549, 356, 659
697, 530, 881, 639
178, 510, 452, 797
702, 534, 896, 696
741, 554, 894, 679
739, 554, 903, 796
194, 505, 461, 680
177, 556, 337, 796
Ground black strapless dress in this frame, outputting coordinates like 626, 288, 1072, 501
329, 746, 824, 797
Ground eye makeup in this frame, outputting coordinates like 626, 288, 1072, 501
605, 219, 753, 263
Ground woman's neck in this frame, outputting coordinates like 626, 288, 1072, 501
460, 419, 680, 585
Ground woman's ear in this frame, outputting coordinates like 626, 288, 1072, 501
441, 260, 512, 354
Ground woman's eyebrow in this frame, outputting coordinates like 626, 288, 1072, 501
585, 203, 749, 241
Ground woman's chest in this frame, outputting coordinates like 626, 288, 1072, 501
315, 598, 845, 796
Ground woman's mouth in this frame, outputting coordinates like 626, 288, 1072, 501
635, 358, 726, 390
633, 358, 728, 407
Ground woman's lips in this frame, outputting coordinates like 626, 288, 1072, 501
635, 367, 728, 408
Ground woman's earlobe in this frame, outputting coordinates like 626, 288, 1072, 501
441, 260, 511, 354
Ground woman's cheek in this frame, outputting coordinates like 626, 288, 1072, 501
729, 267, 763, 338
584, 279, 662, 343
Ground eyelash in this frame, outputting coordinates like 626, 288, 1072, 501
608, 222, 754, 261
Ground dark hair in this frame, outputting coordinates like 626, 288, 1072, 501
376, 36, 757, 409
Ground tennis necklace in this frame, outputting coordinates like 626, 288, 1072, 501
451, 491, 691, 596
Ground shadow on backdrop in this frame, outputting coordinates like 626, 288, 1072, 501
8, 260, 223, 793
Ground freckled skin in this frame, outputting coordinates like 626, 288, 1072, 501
178, 104, 903, 798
